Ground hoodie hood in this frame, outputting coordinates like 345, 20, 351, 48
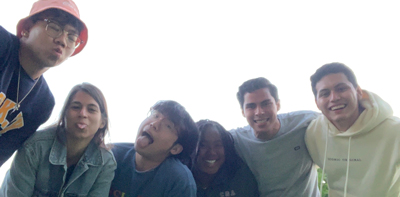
322, 90, 393, 137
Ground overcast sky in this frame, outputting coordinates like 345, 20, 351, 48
1, 0, 400, 183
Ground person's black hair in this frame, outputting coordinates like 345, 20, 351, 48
151, 100, 199, 167
237, 77, 279, 109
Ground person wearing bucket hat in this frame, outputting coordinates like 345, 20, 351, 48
0, 0, 88, 167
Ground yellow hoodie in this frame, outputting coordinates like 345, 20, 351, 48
305, 90, 400, 197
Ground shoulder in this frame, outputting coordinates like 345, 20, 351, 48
20, 127, 57, 155
279, 110, 320, 121
379, 116, 400, 137
229, 125, 253, 137
0, 26, 19, 69
99, 147, 117, 166
111, 143, 135, 162
24, 127, 57, 145
306, 114, 326, 134
0, 26, 18, 50
279, 110, 320, 129
158, 158, 196, 194
159, 157, 194, 180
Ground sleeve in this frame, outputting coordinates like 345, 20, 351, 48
244, 169, 260, 197
87, 152, 117, 197
238, 160, 260, 197
304, 119, 322, 167
0, 142, 39, 197
0, 26, 14, 67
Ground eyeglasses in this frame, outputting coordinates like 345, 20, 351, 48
43, 19, 82, 49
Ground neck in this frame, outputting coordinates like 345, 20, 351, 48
334, 106, 365, 132
66, 135, 91, 167
193, 168, 216, 189
19, 43, 49, 80
134, 153, 164, 172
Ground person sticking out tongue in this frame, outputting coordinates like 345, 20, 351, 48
110, 100, 199, 197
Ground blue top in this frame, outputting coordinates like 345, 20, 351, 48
0, 26, 55, 166
195, 159, 259, 197
0, 126, 117, 197
110, 143, 197, 197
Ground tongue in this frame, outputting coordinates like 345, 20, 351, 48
77, 123, 86, 129
136, 135, 152, 148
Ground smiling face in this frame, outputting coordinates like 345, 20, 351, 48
65, 90, 105, 143
21, 17, 77, 69
135, 110, 182, 161
196, 125, 225, 175
242, 88, 281, 140
315, 73, 363, 131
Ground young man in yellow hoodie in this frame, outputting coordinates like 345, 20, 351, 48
305, 62, 400, 197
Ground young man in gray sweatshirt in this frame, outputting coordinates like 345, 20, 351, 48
230, 77, 320, 197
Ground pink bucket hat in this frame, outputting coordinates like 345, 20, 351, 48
16, 0, 88, 56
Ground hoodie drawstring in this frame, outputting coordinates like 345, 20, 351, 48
343, 136, 352, 197
320, 129, 329, 197
320, 126, 353, 197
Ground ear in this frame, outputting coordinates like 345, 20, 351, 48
356, 86, 363, 100
315, 98, 321, 110
276, 100, 281, 111
21, 31, 29, 37
169, 143, 183, 155
22, 19, 34, 36
241, 108, 245, 117
99, 117, 106, 129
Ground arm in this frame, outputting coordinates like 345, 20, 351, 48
0, 143, 39, 197
87, 152, 117, 197
237, 160, 260, 197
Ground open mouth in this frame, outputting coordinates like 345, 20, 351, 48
330, 104, 346, 111
77, 123, 87, 129
254, 118, 269, 123
205, 160, 216, 164
142, 131, 154, 144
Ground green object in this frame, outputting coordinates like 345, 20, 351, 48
317, 168, 329, 197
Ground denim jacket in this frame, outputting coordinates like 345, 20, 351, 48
0, 126, 117, 197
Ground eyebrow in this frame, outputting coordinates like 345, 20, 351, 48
64, 26, 79, 35
245, 99, 270, 106
48, 18, 79, 34
334, 83, 349, 88
71, 101, 99, 108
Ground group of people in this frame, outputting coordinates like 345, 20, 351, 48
0, 0, 399, 196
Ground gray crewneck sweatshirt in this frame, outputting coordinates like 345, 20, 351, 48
230, 110, 320, 197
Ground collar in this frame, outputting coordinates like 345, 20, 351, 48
49, 127, 104, 166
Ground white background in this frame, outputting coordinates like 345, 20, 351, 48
1, 0, 400, 185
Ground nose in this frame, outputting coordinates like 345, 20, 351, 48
330, 92, 341, 101
207, 147, 217, 155
79, 108, 88, 118
150, 119, 161, 131
255, 105, 265, 116
54, 30, 68, 48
